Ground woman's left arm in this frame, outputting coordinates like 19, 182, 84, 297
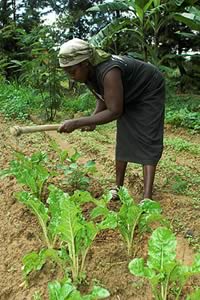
59, 68, 124, 133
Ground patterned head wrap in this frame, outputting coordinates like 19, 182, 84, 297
58, 38, 111, 67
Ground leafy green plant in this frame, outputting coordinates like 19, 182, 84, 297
10, 26, 64, 121
50, 141, 96, 191
171, 175, 188, 194
164, 137, 200, 155
186, 289, 200, 300
44, 278, 110, 300
91, 187, 166, 256
0, 151, 49, 198
129, 227, 200, 300
62, 90, 96, 115
0, 82, 37, 120
19, 186, 113, 283
118, 188, 166, 256
16, 191, 54, 250
51, 188, 98, 282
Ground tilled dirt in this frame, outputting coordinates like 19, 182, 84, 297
0, 115, 200, 300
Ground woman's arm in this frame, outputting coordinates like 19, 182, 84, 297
59, 68, 124, 133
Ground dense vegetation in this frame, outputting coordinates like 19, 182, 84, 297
0, 0, 199, 128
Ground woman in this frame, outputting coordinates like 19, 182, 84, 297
58, 38, 165, 200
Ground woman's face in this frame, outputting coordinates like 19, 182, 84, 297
63, 61, 89, 83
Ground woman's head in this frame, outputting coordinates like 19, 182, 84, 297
63, 61, 90, 83
58, 38, 111, 82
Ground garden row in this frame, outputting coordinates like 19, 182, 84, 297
1, 144, 200, 300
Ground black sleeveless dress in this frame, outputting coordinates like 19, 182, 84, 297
87, 55, 165, 165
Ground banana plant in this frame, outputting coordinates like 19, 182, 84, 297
87, 0, 169, 62
174, 5, 200, 31
87, 0, 199, 67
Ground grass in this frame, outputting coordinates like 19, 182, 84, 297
165, 93, 200, 132
164, 137, 200, 155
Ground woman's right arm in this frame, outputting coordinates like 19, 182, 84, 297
93, 98, 107, 115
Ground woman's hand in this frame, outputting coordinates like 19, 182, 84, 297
58, 120, 78, 133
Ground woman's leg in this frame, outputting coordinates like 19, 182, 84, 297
116, 160, 128, 187
142, 165, 157, 199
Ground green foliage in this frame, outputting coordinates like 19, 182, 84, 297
48, 278, 110, 300
186, 289, 200, 300
174, 6, 200, 31
0, 151, 49, 198
164, 137, 200, 155
165, 94, 200, 131
118, 188, 166, 255
171, 175, 188, 194
129, 227, 200, 300
91, 187, 166, 256
51, 141, 96, 191
22, 248, 64, 278
16, 184, 115, 283
0, 82, 37, 120
62, 91, 96, 115
52, 187, 99, 282
7, 26, 65, 121
17, 191, 52, 249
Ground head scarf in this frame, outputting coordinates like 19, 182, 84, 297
58, 38, 111, 67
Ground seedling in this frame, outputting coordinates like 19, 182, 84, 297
50, 141, 96, 191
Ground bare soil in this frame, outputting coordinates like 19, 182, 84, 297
0, 115, 200, 300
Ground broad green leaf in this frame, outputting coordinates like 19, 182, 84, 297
68, 151, 81, 163
48, 280, 75, 300
89, 18, 131, 48
147, 227, 177, 272
70, 190, 94, 205
87, 1, 132, 13
135, 0, 154, 13
186, 289, 200, 300
174, 6, 200, 31
16, 191, 48, 224
47, 185, 69, 238
98, 212, 118, 230
90, 206, 109, 219
22, 250, 46, 277
129, 258, 155, 278
139, 199, 162, 214
175, 0, 185, 6
22, 248, 64, 278
153, 0, 161, 6
90, 286, 110, 299
118, 186, 135, 206
76, 221, 98, 252
56, 197, 82, 244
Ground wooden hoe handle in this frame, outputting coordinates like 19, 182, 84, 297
10, 124, 61, 137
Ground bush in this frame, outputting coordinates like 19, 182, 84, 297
165, 93, 200, 131
62, 90, 96, 115
0, 82, 40, 120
